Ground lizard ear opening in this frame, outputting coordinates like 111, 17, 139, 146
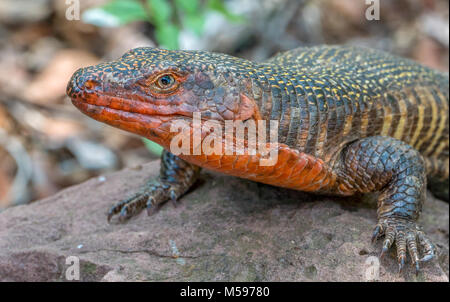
236, 93, 262, 121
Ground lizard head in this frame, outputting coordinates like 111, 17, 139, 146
67, 47, 261, 146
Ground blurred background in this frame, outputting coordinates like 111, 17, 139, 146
0, 0, 448, 210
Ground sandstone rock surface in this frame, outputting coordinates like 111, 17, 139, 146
0, 161, 448, 281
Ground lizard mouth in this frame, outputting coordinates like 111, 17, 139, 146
70, 93, 191, 118
70, 97, 192, 130
67, 68, 193, 120
70, 98, 191, 146
68, 80, 195, 126
67, 71, 225, 141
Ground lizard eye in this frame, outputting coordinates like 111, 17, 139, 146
146, 72, 184, 96
156, 74, 175, 89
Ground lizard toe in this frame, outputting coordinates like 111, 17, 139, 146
107, 181, 183, 222
373, 218, 435, 275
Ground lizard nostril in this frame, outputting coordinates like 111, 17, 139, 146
84, 79, 99, 90
67, 68, 100, 98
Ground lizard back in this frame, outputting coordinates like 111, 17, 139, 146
249, 46, 448, 177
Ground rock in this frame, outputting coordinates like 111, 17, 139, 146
0, 161, 448, 281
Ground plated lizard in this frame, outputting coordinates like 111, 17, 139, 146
67, 45, 449, 274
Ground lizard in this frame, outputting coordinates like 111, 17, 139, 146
66, 45, 449, 274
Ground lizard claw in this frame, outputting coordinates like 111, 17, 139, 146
169, 190, 179, 207
107, 181, 184, 223
146, 197, 158, 216
372, 218, 436, 275
397, 255, 406, 274
107, 191, 149, 223
372, 225, 382, 243
415, 261, 420, 276
379, 245, 389, 259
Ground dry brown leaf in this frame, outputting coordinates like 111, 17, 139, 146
0, 47, 31, 96
0, 150, 14, 208
22, 110, 83, 140
23, 49, 99, 104
0, 105, 12, 131
413, 35, 447, 71
328, 0, 366, 24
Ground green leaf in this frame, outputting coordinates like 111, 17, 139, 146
174, 0, 205, 35
155, 23, 180, 49
147, 0, 172, 26
184, 13, 205, 35
82, 8, 123, 27
142, 139, 164, 156
174, 0, 199, 15
207, 0, 244, 22
101, 0, 148, 24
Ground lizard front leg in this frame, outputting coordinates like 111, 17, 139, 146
107, 149, 201, 222
334, 136, 436, 273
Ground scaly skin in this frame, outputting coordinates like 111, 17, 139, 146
67, 45, 449, 275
